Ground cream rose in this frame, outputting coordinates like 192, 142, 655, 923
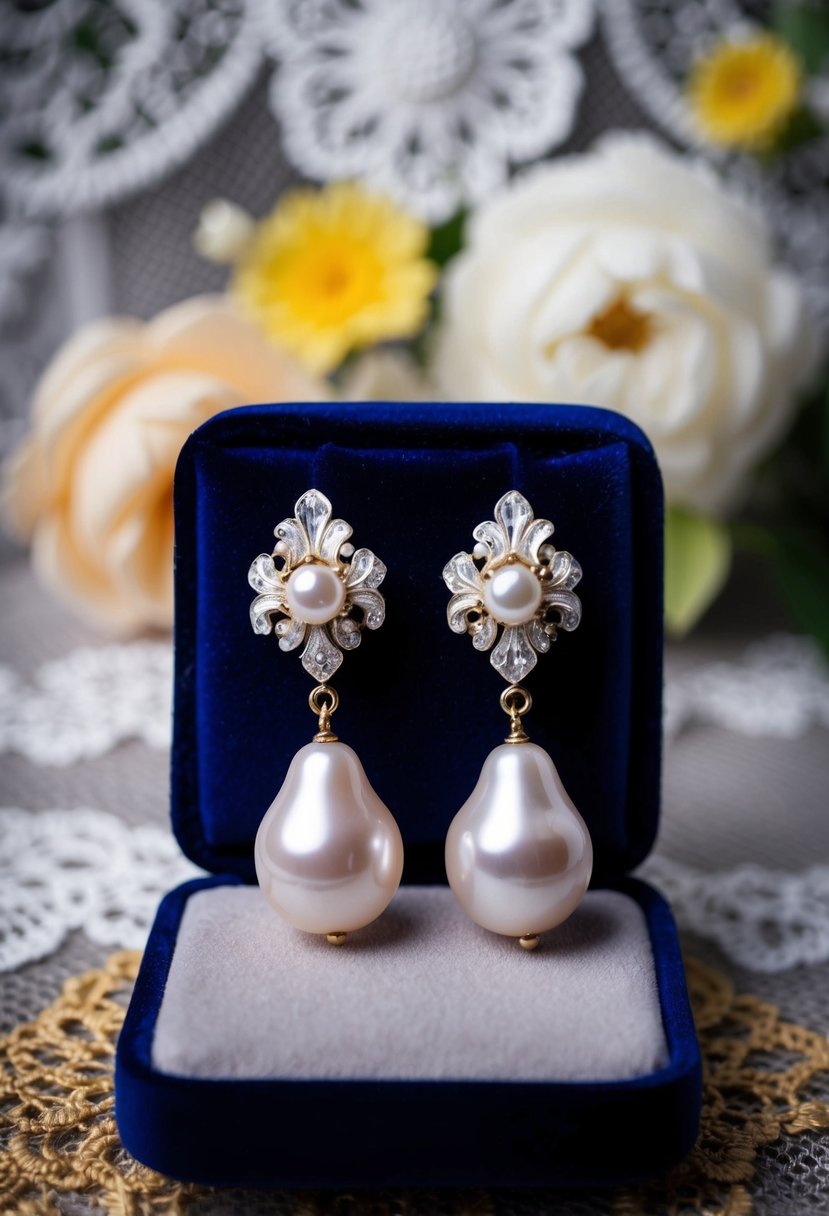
434, 134, 812, 514
3, 296, 325, 632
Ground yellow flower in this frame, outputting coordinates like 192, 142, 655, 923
689, 34, 801, 151
232, 182, 437, 374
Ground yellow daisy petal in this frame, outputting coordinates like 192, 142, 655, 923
689, 34, 801, 152
233, 182, 437, 373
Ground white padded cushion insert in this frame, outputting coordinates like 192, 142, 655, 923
151, 885, 668, 1081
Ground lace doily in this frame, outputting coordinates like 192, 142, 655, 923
665, 634, 829, 741
0, 808, 200, 973
618, 957, 829, 1216
0, 0, 261, 216
0, 642, 172, 766
640, 855, 829, 974
0, 950, 196, 1215
601, 0, 829, 338
258, 0, 595, 222
1, 952, 826, 1214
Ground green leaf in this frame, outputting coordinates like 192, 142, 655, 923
774, 104, 824, 152
773, 1, 829, 74
769, 525, 829, 656
664, 509, 732, 637
426, 210, 466, 269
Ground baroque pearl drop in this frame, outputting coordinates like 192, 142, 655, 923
483, 564, 542, 626
285, 564, 346, 624
445, 742, 592, 938
255, 741, 404, 935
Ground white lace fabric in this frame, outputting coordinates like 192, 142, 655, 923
0, 0, 261, 216
0, 642, 172, 766
665, 634, 829, 740
258, 0, 595, 222
639, 855, 829, 974
0, 807, 200, 971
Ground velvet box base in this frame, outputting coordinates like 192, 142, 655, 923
115, 875, 701, 1189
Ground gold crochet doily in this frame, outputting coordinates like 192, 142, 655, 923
0, 951, 827, 1215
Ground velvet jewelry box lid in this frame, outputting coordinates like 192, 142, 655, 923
169, 400, 663, 881
115, 401, 702, 1189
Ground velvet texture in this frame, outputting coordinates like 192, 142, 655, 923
170, 402, 664, 883
115, 401, 702, 1188
115, 876, 701, 1188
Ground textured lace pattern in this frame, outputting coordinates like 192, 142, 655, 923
1, 952, 827, 1214
640, 855, 829, 974
0, 642, 172, 765
665, 635, 829, 741
0, 0, 261, 215
0, 808, 200, 972
258, 0, 594, 222
617, 957, 829, 1216
0, 950, 196, 1215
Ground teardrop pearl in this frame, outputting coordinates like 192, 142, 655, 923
255, 741, 404, 935
445, 742, 592, 939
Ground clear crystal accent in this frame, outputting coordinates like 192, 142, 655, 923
543, 586, 582, 631
272, 517, 308, 566
250, 593, 287, 636
349, 587, 385, 630
301, 625, 343, 682
248, 553, 283, 595
472, 613, 497, 651
490, 624, 538, 684
443, 551, 481, 593
295, 489, 333, 556
549, 550, 582, 590
320, 517, 353, 563
277, 615, 307, 652
448, 590, 482, 634
528, 617, 552, 653
346, 548, 386, 590
331, 615, 362, 651
495, 490, 534, 551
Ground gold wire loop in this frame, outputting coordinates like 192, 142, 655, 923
500, 684, 532, 744
309, 684, 339, 743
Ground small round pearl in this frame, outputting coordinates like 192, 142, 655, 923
483, 564, 542, 626
285, 564, 346, 624
445, 742, 592, 939
255, 742, 404, 935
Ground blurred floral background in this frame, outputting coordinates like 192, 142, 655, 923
1, 3, 829, 1213
1, 0, 828, 641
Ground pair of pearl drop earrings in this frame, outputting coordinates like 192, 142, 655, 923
249, 488, 592, 951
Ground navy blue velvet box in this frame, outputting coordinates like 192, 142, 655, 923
115, 401, 702, 1188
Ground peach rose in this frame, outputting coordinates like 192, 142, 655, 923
3, 295, 326, 632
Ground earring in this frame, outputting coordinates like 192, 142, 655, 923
248, 489, 403, 945
442, 490, 592, 950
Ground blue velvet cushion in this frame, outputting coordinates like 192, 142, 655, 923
170, 401, 664, 883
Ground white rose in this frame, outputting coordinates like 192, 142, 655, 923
434, 134, 813, 515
